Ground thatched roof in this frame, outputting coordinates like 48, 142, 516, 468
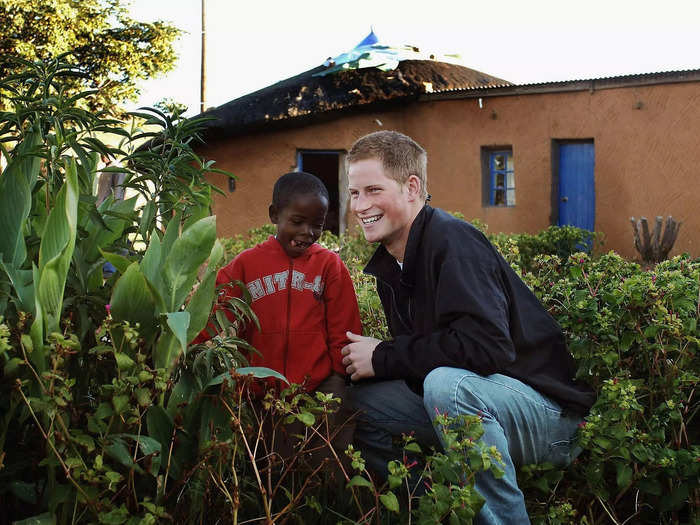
200, 60, 511, 139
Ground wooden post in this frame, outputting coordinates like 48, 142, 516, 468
200, 0, 206, 114
630, 216, 682, 264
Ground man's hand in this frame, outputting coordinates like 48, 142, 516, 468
341, 331, 380, 381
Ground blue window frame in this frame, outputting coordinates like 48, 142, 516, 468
487, 150, 515, 206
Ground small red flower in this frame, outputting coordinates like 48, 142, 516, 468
578, 421, 587, 429
105, 304, 111, 314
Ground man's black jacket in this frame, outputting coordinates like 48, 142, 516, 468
365, 205, 595, 415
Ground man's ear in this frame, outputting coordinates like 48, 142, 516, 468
269, 204, 278, 224
406, 175, 422, 201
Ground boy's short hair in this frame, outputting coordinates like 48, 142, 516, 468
272, 171, 330, 211
347, 130, 428, 200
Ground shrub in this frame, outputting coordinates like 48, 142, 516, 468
221, 219, 698, 524
489, 225, 599, 274
520, 252, 699, 524
2, 55, 696, 524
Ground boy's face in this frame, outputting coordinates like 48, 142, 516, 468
269, 192, 328, 259
348, 157, 418, 258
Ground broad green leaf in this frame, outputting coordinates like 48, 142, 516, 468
110, 262, 157, 345
98, 506, 129, 525
112, 395, 130, 414
388, 474, 403, 490
207, 367, 289, 388
643, 325, 659, 339
121, 434, 162, 475
104, 437, 144, 474
114, 352, 135, 372
104, 471, 122, 483
146, 405, 174, 459
379, 491, 400, 513
163, 216, 216, 311
29, 266, 45, 371
346, 475, 374, 490
616, 463, 633, 488
160, 210, 181, 262
297, 411, 315, 426
0, 126, 40, 269
99, 249, 132, 275
182, 190, 212, 231
167, 371, 195, 416
153, 330, 181, 370
35, 158, 79, 338
0, 262, 34, 314
71, 432, 95, 452
13, 512, 56, 525
134, 387, 151, 407
140, 233, 166, 313
95, 402, 113, 419
83, 196, 137, 262
3, 357, 23, 378
237, 366, 289, 383
404, 442, 422, 453
198, 397, 233, 448
185, 239, 224, 341
9, 481, 40, 505
165, 311, 190, 357
139, 201, 156, 241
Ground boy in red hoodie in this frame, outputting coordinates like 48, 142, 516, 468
201, 171, 361, 468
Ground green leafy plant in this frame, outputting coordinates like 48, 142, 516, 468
0, 54, 257, 524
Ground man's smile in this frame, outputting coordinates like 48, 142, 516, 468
361, 214, 383, 224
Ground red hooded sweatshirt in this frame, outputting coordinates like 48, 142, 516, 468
196, 237, 362, 392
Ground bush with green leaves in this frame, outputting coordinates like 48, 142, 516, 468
518, 251, 699, 524
2, 54, 697, 524
0, 55, 494, 525
233, 222, 697, 523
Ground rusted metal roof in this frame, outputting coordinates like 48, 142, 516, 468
422, 68, 700, 100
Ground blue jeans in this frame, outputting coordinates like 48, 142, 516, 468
350, 369, 583, 525
348, 379, 442, 481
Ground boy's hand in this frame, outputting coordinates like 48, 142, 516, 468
341, 331, 380, 381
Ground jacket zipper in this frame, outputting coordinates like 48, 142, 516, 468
284, 259, 292, 378
374, 274, 412, 333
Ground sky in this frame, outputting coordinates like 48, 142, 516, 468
128, 0, 700, 116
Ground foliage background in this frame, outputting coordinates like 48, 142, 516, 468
0, 54, 697, 524
0, 0, 180, 112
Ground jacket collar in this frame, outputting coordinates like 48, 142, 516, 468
364, 205, 433, 287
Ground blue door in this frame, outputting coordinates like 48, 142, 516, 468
558, 142, 595, 231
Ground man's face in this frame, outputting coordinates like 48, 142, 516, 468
348, 158, 415, 256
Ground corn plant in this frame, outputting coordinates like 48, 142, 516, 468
0, 54, 266, 524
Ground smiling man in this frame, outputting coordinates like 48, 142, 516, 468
342, 130, 595, 524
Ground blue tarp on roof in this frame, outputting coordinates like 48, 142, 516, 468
314, 29, 461, 77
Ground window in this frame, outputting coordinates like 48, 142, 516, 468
483, 149, 515, 206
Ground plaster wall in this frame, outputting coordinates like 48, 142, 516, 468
198, 81, 700, 259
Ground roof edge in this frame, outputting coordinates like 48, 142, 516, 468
420, 68, 700, 100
